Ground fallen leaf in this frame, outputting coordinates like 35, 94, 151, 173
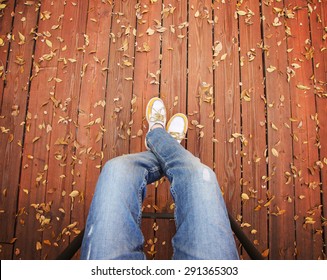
241, 193, 250, 200
262, 248, 269, 257
296, 84, 310, 90
271, 148, 279, 157
69, 190, 79, 198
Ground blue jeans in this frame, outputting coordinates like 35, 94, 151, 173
80, 128, 239, 259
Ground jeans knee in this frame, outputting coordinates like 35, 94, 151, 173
101, 155, 148, 195
180, 160, 217, 186
104, 155, 142, 178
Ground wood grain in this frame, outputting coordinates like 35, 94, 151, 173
238, 0, 268, 259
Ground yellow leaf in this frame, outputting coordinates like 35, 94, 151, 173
18, 32, 25, 44
271, 122, 278, 131
67, 221, 78, 229
237, 10, 247, 16
267, 65, 276, 73
271, 148, 279, 157
241, 193, 250, 200
296, 84, 310, 90
146, 27, 155, 36
46, 39, 53, 48
36, 241, 42, 250
123, 60, 132, 67
118, 39, 128, 52
69, 190, 79, 198
220, 53, 227, 61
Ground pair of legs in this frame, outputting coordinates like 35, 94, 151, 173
80, 99, 239, 260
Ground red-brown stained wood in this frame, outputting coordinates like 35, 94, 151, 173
155, 0, 188, 260
0, 0, 326, 260
69, 0, 109, 230
0, 0, 15, 108
41, 0, 88, 260
14, 67, 58, 260
213, 0, 241, 254
238, 0, 268, 259
0, 243, 13, 260
72, 0, 113, 244
13, 0, 65, 258
310, 0, 327, 257
128, 0, 162, 259
129, 0, 161, 154
103, 0, 137, 160
0, 1, 40, 247
261, 0, 296, 259
285, 0, 323, 260
188, 0, 214, 168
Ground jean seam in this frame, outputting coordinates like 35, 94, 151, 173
167, 169, 179, 229
137, 169, 148, 225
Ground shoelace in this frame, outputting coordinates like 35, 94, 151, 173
169, 131, 186, 141
149, 107, 166, 123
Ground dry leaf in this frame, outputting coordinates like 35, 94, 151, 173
45, 39, 53, 48
18, 32, 25, 45
296, 84, 310, 90
262, 248, 269, 257
241, 193, 250, 200
271, 148, 279, 157
36, 241, 42, 250
267, 65, 276, 73
146, 27, 155, 36
237, 10, 247, 16
69, 190, 79, 198
220, 53, 227, 61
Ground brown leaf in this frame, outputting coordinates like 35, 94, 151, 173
262, 248, 269, 257
36, 241, 42, 250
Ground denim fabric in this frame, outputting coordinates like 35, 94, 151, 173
80, 128, 239, 260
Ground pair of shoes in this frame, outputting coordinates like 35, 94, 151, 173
145, 97, 188, 149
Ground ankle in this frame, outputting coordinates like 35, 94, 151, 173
151, 123, 164, 131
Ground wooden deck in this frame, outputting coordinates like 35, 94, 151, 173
0, 0, 326, 260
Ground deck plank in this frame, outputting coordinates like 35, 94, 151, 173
0, 0, 326, 260
40, 0, 90, 260
238, 0, 268, 259
261, 0, 296, 259
213, 0, 242, 255
285, 0, 323, 259
69, 0, 111, 247
103, 0, 137, 160
310, 0, 327, 257
188, 0, 214, 168
156, 0, 188, 260
0, 243, 13, 260
0, 0, 15, 108
0, 1, 40, 250
13, 0, 67, 259
128, 0, 162, 259
36, 0, 75, 260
